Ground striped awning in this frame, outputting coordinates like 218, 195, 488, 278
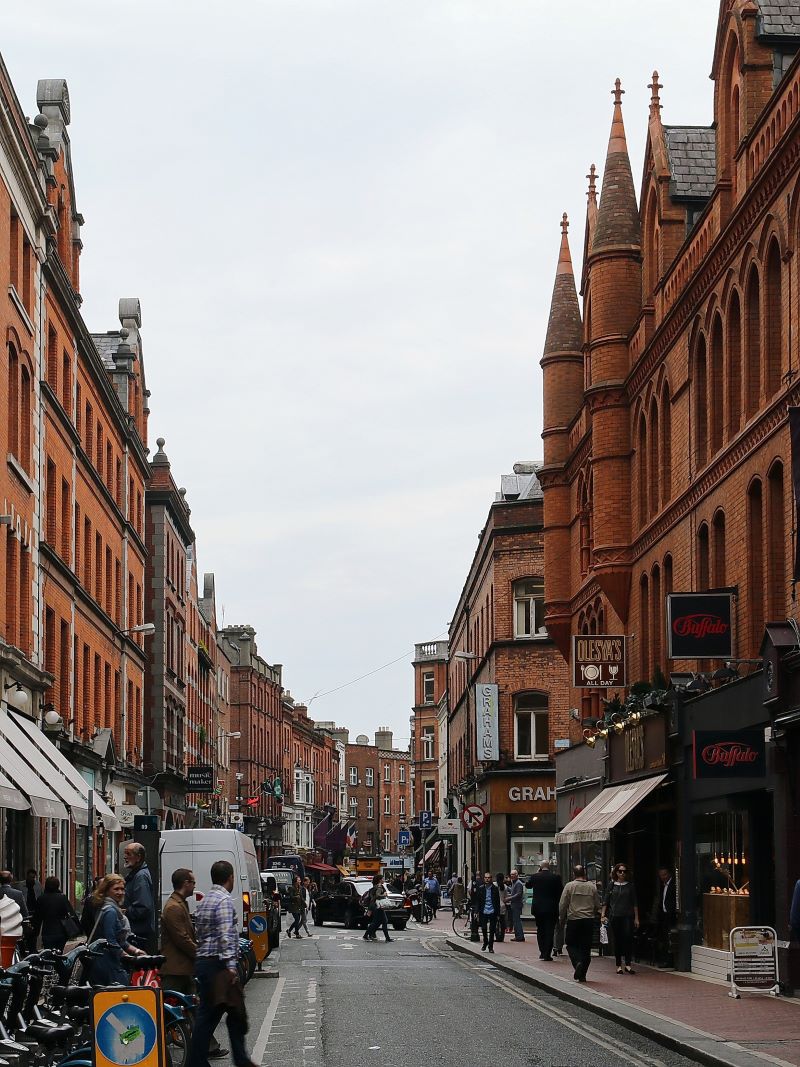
555, 774, 668, 845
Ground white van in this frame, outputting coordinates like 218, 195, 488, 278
159, 829, 263, 934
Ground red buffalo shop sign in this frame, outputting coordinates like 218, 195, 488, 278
693, 729, 766, 779
666, 592, 733, 659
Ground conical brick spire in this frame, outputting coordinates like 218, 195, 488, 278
592, 79, 641, 253
543, 213, 582, 358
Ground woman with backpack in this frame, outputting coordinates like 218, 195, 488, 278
362, 874, 393, 943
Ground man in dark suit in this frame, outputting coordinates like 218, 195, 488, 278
475, 872, 501, 953
529, 861, 563, 961
655, 866, 677, 967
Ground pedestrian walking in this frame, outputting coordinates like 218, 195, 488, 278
186, 860, 256, 1067
286, 876, 303, 939
450, 877, 466, 917
529, 861, 563, 961
476, 872, 500, 952
507, 869, 525, 941
653, 866, 676, 967
559, 865, 601, 982
32, 876, 80, 952
161, 868, 198, 995
494, 874, 506, 942
0, 871, 29, 918
88, 874, 146, 985
363, 874, 393, 942
601, 863, 639, 974
300, 878, 313, 936
424, 871, 440, 918
123, 841, 156, 951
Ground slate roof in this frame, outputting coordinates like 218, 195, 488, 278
757, 1, 800, 38
91, 331, 122, 371
663, 126, 717, 201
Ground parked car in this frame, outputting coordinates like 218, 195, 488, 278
313, 877, 409, 931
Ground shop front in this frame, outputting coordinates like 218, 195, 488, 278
555, 739, 605, 883
475, 771, 556, 878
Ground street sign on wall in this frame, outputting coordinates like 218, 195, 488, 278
186, 765, 214, 793
572, 635, 626, 688
474, 683, 499, 760
461, 804, 486, 832
667, 593, 733, 659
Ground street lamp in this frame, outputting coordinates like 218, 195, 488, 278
3, 682, 30, 712
120, 622, 156, 637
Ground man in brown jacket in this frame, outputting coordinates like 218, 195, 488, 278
161, 868, 227, 1058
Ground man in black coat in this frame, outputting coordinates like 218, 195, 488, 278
529, 861, 563, 961
475, 872, 501, 953
655, 866, 677, 967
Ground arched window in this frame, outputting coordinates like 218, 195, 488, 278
513, 693, 548, 761
7, 344, 19, 459
640, 573, 650, 680
745, 266, 761, 418
638, 413, 648, 526
697, 522, 710, 590
19, 364, 31, 473
719, 32, 740, 197
694, 335, 708, 467
710, 315, 724, 454
644, 190, 659, 302
726, 290, 742, 438
767, 462, 785, 621
648, 396, 660, 515
712, 510, 726, 588
748, 479, 764, 650
651, 564, 662, 675
765, 239, 782, 397
661, 381, 672, 504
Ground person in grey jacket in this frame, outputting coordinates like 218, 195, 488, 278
559, 865, 601, 982
507, 869, 525, 941
123, 842, 156, 951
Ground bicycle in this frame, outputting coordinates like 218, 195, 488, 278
451, 909, 476, 940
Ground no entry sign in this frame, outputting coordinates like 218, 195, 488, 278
461, 804, 486, 832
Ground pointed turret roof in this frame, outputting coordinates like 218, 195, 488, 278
581, 164, 598, 295
592, 79, 641, 254
543, 214, 582, 357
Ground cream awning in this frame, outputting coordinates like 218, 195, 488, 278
555, 774, 668, 845
0, 767, 30, 812
1, 711, 89, 824
0, 736, 69, 821
9, 712, 121, 831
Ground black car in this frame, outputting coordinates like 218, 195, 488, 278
313, 878, 409, 930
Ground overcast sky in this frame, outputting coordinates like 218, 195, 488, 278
2, 1, 720, 745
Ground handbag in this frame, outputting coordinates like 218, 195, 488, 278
376, 897, 392, 910
61, 914, 82, 940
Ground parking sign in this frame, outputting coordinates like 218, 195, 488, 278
420, 811, 432, 829
398, 829, 411, 847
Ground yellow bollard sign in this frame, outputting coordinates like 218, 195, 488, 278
93, 988, 165, 1067
248, 911, 270, 962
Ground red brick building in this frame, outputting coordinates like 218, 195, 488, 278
410, 640, 447, 822
539, 1, 800, 947
447, 467, 570, 881
346, 731, 410, 857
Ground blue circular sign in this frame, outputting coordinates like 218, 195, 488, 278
96, 1002, 157, 1066
249, 914, 268, 934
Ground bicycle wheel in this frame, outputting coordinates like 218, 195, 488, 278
452, 913, 473, 940
165, 1017, 190, 1067
422, 903, 433, 924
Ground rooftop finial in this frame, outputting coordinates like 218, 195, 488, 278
586, 163, 597, 205
648, 70, 662, 117
561, 212, 569, 237
612, 78, 624, 106
607, 80, 628, 154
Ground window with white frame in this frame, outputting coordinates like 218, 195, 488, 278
423, 780, 435, 812
399, 764, 405, 784
399, 796, 405, 816
422, 726, 435, 761
422, 671, 435, 704
514, 693, 549, 760
349, 766, 358, 786
383, 830, 390, 852
383, 763, 390, 782
349, 797, 357, 816
513, 577, 547, 639
294, 769, 302, 803
367, 796, 374, 819
365, 768, 374, 787
383, 795, 390, 815
366, 834, 373, 850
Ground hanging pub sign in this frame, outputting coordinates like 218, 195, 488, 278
186, 765, 214, 793
666, 592, 733, 659
572, 635, 626, 688
693, 729, 766, 779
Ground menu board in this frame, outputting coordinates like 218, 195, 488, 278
729, 926, 780, 998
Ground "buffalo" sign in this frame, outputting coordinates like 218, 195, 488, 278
666, 593, 733, 659
692, 729, 766, 779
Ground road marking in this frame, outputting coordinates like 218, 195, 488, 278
252, 975, 285, 1064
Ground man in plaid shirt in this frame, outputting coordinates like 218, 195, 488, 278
187, 861, 255, 1067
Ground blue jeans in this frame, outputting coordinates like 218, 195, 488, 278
510, 906, 524, 939
187, 958, 249, 1067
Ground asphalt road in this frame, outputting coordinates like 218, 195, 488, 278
226, 924, 704, 1067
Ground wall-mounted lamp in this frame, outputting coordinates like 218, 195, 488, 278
4, 682, 29, 712
121, 622, 156, 637
42, 704, 64, 733
582, 729, 597, 748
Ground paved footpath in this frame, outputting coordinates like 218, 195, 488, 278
436, 911, 800, 1067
